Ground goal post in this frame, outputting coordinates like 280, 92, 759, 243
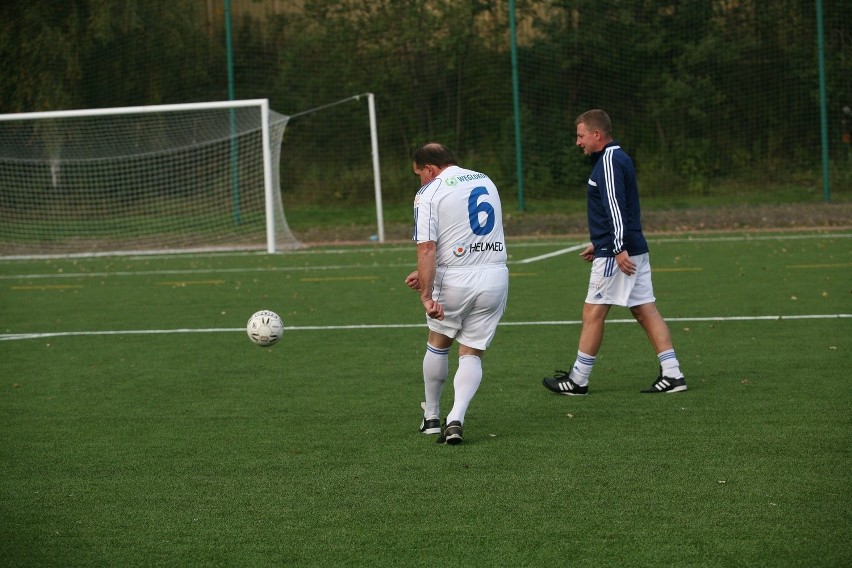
284, 92, 385, 243
366, 93, 385, 243
0, 99, 302, 258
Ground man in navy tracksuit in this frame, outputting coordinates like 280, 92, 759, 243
543, 109, 688, 395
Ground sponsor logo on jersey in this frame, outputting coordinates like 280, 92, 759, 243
467, 241, 504, 253
452, 243, 467, 257
445, 172, 488, 187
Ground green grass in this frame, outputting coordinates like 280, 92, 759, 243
0, 208, 270, 247
1, 233, 850, 567
284, 179, 851, 235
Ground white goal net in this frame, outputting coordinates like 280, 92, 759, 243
0, 99, 302, 258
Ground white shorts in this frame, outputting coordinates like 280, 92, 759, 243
427, 264, 509, 350
585, 253, 655, 307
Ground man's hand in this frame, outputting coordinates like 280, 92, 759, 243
407, 269, 443, 318
404, 271, 420, 290
414, 241, 442, 319
615, 250, 636, 275
579, 244, 595, 262
422, 297, 444, 320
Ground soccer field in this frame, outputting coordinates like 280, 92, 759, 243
1, 232, 850, 567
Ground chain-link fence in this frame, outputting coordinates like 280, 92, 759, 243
2, 0, 849, 209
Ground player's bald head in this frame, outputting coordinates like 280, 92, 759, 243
412, 143, 457, 168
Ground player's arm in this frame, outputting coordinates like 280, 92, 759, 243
599, 157, 628, 255
599, 158, 635, 274
416, 241, 444, 320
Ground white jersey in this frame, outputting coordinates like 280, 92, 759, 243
413, 165, 507, 267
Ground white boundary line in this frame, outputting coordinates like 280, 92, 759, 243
515, 244, 588, 264
1, 314, 848, 342
0, 263, 416, 280
5, 233, 851, 281
2, 231, 850, 262
2, 232, 850, 279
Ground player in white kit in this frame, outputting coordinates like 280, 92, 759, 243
405, 143, 509, 445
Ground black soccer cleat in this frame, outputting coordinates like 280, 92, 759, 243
419, 401, 441, 435
437, 421, 463, 445
542, 370, 589, 396
641, 373, 688, 394
419, 417, 441, 435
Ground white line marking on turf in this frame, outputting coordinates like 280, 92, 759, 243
514, 233, 852, 264
0, 246, 586, 278
3, 232, 849, 280
0, 263, 415, 280
515, 244, 588, 264
1, 314, 848, 342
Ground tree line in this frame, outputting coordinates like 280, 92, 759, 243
1, 0, 849, 203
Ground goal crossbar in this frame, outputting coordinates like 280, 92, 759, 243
0, 99, 272, 122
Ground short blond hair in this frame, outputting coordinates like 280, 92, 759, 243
575, 109, 612, 138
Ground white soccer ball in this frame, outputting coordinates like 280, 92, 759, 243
246, 309, 284, 347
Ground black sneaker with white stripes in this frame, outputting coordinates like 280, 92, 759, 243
419, 401, 441, 434
437, 421, 463, 445
542, 370, 589, 396
641, 374, 688, 393
419, 417, 441, 435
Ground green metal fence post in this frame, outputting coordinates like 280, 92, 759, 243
816, 0, 830, 202
225, 0, 241, 223
509, 0, 525, 212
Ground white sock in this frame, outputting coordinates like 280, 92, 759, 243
569, 350, 596, 386
658, 349, 684, 379
446, 355, 482, 425
423, 343, 449, 418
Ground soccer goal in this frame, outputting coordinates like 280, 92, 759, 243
0, 99, 301, 258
